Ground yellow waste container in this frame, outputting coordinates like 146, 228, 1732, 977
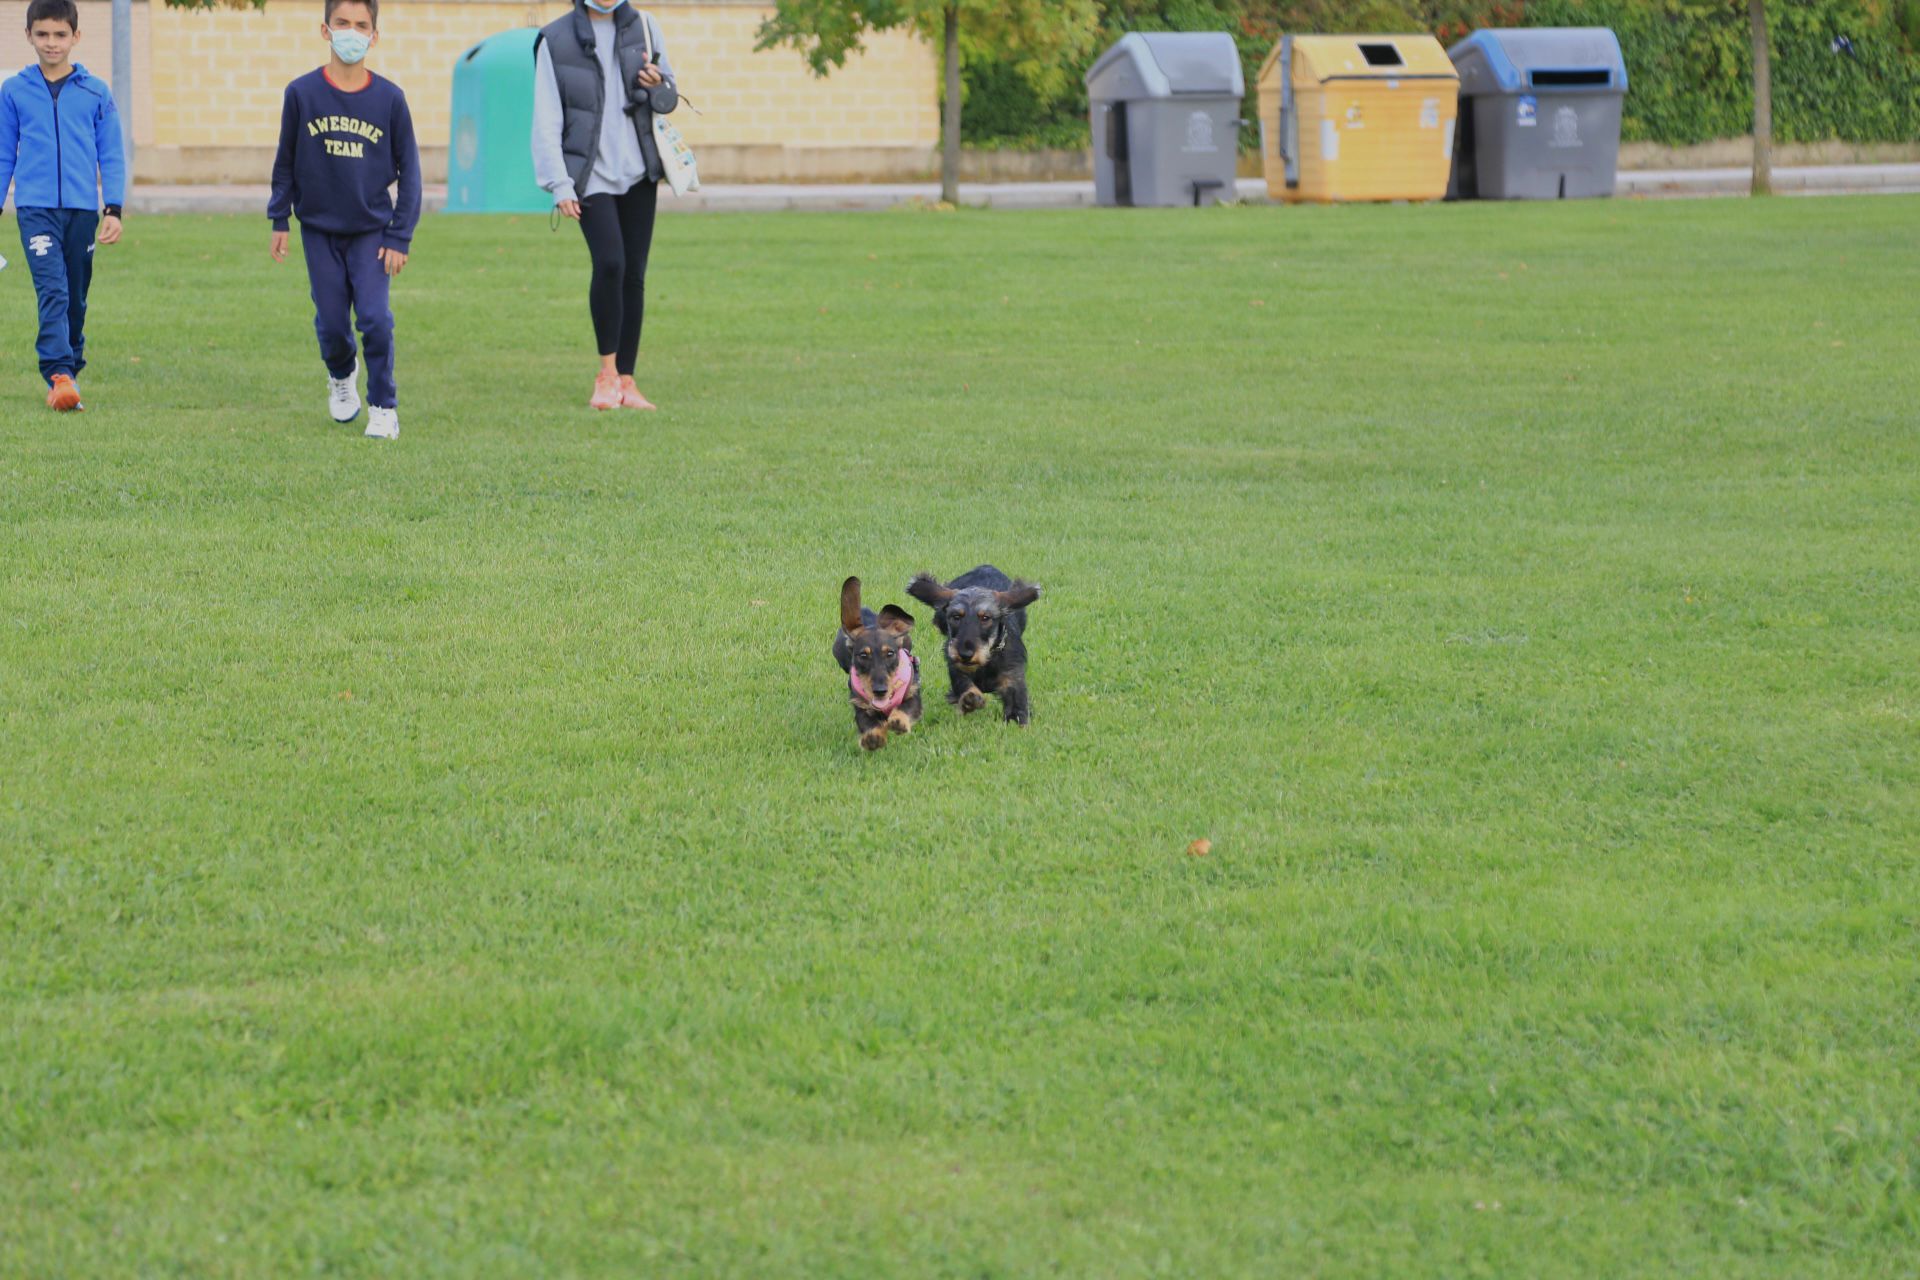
1257, 34, 1458, 203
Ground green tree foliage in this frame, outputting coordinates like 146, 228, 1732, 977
757, 0, 1099, 97
757, 0, 1102, 195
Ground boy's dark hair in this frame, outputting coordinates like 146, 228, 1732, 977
323, 0, 378, 28
26, 0, 80, 32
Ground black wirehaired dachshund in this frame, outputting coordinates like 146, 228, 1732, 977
906, 565, 1042, 725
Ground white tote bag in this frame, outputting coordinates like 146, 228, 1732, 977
640, 12, 699, 196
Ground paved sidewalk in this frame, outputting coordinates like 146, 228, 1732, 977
1616, 163, 1920, 198
128, 164, 1920, 216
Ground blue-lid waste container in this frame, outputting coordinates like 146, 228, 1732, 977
1447, 27, 1628, 200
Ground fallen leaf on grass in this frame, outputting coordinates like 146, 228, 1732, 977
1187, 838, 1211, 857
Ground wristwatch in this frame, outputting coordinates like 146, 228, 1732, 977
103, 204, 123, 218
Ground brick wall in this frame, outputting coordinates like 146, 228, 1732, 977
4, 0, 938, 181
0, 0, 154, 145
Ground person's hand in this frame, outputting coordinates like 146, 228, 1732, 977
557, 198, 582, 221
270, 230, 289, 262
637, 64, 663, 88
99, 215, 123, 245
378, 246, 408, 276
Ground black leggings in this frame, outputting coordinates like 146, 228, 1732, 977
578, 182, 659, 375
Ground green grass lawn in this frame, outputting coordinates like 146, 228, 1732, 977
3, 196, 1916, 1277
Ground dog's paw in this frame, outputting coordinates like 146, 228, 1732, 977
860, 727, 888, 751
959, 689, 987, 714
886, 711, 915, 735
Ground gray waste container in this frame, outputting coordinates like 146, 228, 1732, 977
1086, 33, 1245, 207
1448, 27, 1627, 199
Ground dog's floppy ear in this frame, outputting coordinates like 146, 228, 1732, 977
906, 573, 954, 607
840, 576, 864, 634
996, 580, 1042, 611
878, 605, 914, 635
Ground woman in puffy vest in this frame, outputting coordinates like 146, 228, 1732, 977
531, 0, 678, 410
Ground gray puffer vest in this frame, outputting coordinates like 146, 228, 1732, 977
536, 3, 678, 194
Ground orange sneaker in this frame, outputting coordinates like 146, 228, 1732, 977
46, 375, 82, 412
589, 370, 622, 411
618, 376, 656, 411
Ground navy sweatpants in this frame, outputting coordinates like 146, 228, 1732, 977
300, 228, 397, 408
17, 207, 100, 386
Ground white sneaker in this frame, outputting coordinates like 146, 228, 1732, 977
364, 405, 399, 440
328, 362, 361, 423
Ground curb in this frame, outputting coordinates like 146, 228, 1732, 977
126, 166, 1920, 216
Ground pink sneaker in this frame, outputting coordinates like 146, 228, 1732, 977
618, 376, 656, 411
589, 371, 622, 411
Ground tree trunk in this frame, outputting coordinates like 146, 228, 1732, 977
941, 3, 960, 205
1749, 0, 1772, 196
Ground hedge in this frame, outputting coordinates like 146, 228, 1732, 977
961, 0, 1920, 148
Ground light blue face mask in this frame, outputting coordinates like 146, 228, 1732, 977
583, 0, 624, 12
329, 28, 371, 64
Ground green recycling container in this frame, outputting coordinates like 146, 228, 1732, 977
446, 28, 547, 213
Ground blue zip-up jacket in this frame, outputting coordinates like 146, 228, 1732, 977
0, 62, 125, 211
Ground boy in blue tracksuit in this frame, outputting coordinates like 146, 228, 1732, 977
0, 0, 126, 412
268, 0, 420, 439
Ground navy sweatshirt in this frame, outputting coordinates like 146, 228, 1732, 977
267, 69, 420, 250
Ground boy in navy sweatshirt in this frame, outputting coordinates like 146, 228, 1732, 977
0, 0, 127, 412
268, 0, 419, 439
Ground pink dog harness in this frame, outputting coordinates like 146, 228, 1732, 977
849, 649, 918, 715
